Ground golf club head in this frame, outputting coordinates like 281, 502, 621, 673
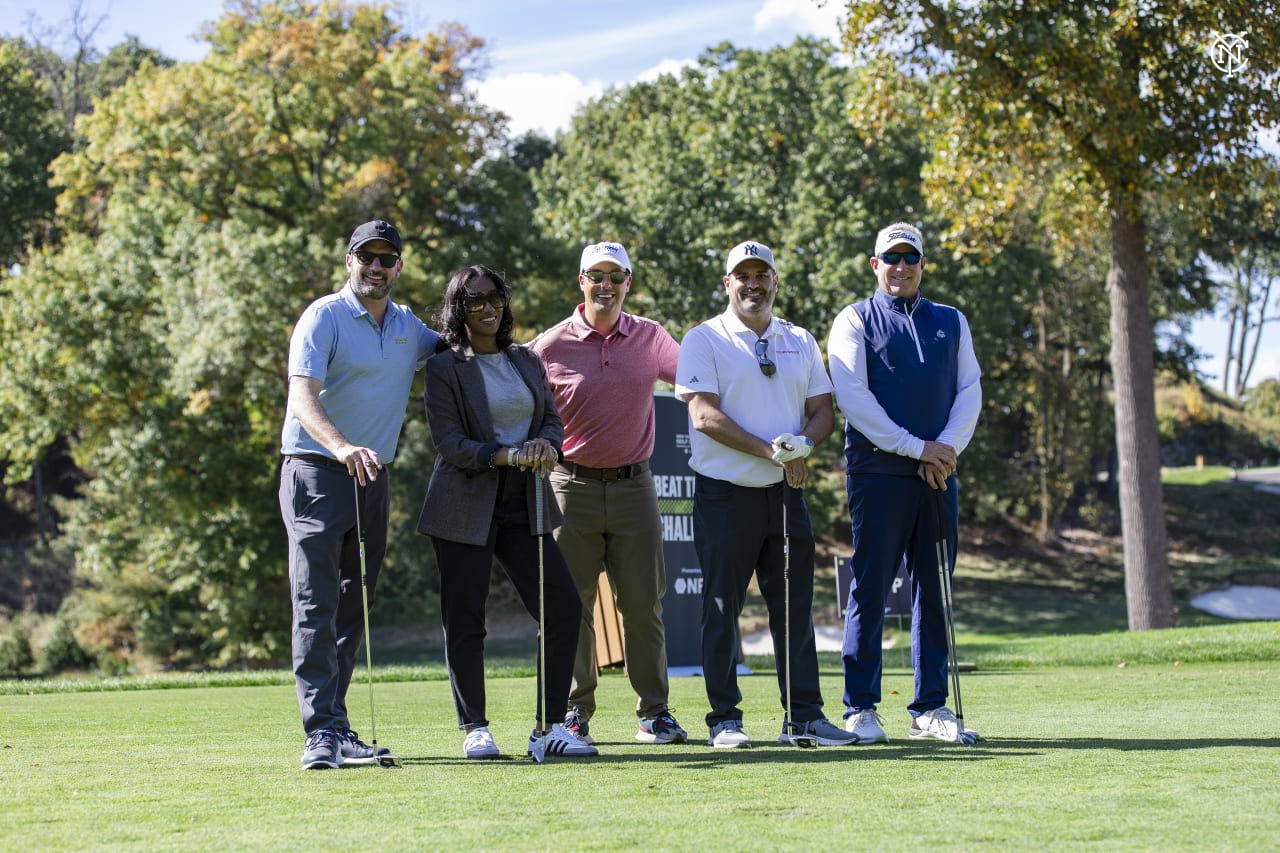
952, 728, 978, 745
789, 735, 819, 749
376, 748, 403, 767
530, 735, 547, 764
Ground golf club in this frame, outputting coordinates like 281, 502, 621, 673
932, 484, 974, 745
529, 472, 549, 764
781, 477, 817, 749
353, 476, 402, 767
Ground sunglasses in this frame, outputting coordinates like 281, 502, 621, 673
352, 250, 401, 267
583, 270, 628, 285
462, 289, 509, 313
755, 338, 776, 378
877, 251, 922, 266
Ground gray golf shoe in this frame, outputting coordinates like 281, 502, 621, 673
779, 717, 858, 745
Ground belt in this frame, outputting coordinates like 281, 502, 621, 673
285, 453, 350, 470
554, 460, 650, 482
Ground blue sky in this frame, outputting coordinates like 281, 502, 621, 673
3, 0, 1276, 386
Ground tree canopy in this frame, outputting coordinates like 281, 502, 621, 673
840, 0, 1280, 629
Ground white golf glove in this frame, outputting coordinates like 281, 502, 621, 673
771, 434, 813, 464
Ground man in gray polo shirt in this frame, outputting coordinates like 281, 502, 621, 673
279, 220, 439, 769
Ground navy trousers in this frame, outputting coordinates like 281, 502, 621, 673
841, 473, 958, 717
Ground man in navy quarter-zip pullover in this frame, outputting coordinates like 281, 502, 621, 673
827, 222, 982, 745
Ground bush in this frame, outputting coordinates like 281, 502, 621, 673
40, 615, 91, 672
0, 620, 34, 675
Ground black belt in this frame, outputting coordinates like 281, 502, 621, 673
554, 461, 650, 482
285, 453, 350, 470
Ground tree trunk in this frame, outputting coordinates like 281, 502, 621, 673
1107, 205, 1175, 631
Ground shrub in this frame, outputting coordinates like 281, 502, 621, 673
0, 621, 34, 675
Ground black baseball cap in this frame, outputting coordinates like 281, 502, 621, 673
348, 220, 403, 254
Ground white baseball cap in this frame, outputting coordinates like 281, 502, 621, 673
580, 241, 631, 272
874, 223, 924, 256
724, 240, 775, 275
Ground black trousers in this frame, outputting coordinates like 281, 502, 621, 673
693, 474, 824, 730
432, 469, 582, 730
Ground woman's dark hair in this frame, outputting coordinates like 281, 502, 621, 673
437, 265, 515, 349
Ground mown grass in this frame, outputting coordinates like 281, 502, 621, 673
5, 627, 1279, 852
4, 464, 1277, 849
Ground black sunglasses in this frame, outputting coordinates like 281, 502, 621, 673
755, 338, 776, 378
352, 250, 401, 267
877, 251, 922, 266
462, 289, 509, 313
583, 270, 628, 285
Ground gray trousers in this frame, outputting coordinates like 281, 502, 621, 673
279, 456, 390, 735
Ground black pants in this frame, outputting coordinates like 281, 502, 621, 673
693, 474, 824, 730
432, 470, 582, 730
279, 456, 390, 735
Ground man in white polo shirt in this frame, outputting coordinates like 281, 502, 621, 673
675, 240, 855, 748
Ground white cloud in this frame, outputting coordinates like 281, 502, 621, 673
753, 0, 845, 42
475, 72, 605, 137
636, 57, 698, 83
486, 3, 746, 76
472, 0, 850, 138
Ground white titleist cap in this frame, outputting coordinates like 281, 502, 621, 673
874, 223, 924, 256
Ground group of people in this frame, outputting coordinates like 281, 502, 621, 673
277, 218, 981, 769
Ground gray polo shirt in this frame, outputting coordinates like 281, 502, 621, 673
281, 283, 438, 462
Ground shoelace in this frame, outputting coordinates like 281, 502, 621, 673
305, 730, 336, 750
654, 711, 680, 731
858, 710, 884, 728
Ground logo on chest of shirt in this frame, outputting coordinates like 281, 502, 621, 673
934, 330, 948, 342
393, 336, 409, 345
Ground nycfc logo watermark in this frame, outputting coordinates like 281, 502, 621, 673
1209, 32, 1248, 77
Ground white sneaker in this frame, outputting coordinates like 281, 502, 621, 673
909, 707, 977, 743
528, 723, 599, 757
708, 719, 752, 748
463, 726, 500, 759
845, 709, 889, 744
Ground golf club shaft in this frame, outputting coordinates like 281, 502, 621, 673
354, 477, 378, 748
933, 487, 964, 731
783, 479, 791, 736
534, 473, 547, 736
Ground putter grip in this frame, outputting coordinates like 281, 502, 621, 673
533, 474, 546, 536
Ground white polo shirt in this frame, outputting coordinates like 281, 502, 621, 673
675, 310, 833, 487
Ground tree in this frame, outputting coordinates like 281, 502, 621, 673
1207, 159, 1280, 398
841, 0, 1280, 629
534, 40, 932, 533
0, 0, 505, 666
0, 39, 69, 266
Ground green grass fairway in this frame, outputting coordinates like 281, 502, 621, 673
5, 629, 1280, 851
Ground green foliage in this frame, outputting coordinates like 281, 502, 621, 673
39, 614, 90, 672
0, 619, 33, 675
535, 39, 927, 339
0, 38, 70, 265
1248, 378, 1280, 420
0, 1, 507, 668
1156, 378, 1280, 467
